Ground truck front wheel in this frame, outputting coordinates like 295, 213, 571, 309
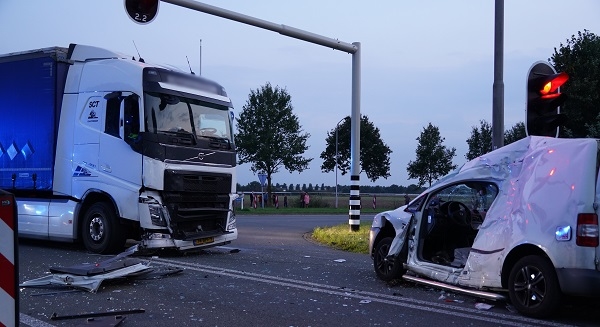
81, 202, 125, 254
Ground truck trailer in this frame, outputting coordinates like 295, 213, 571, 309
0, 44, 238, 254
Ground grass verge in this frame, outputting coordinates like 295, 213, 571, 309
311, 221, 371, 254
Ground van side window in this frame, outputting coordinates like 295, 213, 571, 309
105, 97, 121, 138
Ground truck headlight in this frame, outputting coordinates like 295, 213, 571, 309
227, 213, 237, 231
149, 204, 168, 227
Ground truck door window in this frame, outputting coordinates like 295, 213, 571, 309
124, 94, 140, 143
105, 97, 121, 138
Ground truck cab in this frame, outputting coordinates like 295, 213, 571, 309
0, 44, 238, 253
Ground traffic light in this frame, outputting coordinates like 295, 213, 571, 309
124, 0, 159, 25
526, 61, 569, 137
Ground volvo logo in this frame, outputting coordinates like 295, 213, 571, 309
185, 151, 216, 162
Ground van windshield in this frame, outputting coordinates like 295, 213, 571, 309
143, 92, 232, 142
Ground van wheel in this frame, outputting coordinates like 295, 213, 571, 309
81, 202, 125, 254
373, 237, 407, 281
508, 255, 561, 318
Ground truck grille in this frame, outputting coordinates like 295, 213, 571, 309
164, 170, 231, 193
162, 171, 232, 239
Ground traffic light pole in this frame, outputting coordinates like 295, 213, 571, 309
160, 0, 363, 231
492, 0, 504, 150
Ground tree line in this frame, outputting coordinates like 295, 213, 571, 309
236, 181, 425, 194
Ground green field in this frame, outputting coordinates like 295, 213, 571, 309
235, 192, 412, 215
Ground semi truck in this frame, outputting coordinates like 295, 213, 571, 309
0, 44, 238, 254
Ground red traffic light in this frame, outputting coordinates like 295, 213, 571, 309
539, 72, 569, 98
124, 0, 159, 25
526, 61, 569, 138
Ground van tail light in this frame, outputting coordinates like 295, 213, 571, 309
576, 213, 599, 247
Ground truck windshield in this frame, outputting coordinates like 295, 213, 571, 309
144, 92, 232, 142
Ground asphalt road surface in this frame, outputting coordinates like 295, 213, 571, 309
16, 214, 600, 326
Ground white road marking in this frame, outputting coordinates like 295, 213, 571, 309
151, 257, 576, 327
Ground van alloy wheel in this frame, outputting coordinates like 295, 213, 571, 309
373, 237, 406, 281
508, 255, 561, 318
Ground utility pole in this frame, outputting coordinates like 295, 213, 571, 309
492, 0, 505, 150
160, 0, 363, 231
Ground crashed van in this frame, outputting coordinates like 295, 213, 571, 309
369, 136, 600, 317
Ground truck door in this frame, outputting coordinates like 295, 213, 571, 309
98, 93, 143, 188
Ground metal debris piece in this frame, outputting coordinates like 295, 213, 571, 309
20, 263, 152, 293
50, 309, 144, 320
475, 303, 494, 310
19, 245, 180, 293
82, 315, 126, 327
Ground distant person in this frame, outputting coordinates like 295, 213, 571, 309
404, 194, 410, 205
283, 195, 288, 208
303, 192, 310, 208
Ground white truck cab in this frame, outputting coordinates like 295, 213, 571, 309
0, 44, 238, 254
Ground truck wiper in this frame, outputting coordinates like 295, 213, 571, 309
159, 130, 197, 145
198, 135, 231, 149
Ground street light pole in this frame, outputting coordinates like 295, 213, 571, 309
335, 117, 346, 209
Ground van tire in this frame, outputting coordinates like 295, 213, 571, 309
81, 202, 125, 254
373, 237, 407, 281
508, 255, 561, 318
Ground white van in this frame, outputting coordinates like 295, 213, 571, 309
369, 136, 600, 317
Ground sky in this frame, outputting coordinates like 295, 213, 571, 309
1, 0, 599, 189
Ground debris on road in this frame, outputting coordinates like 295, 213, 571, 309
474, 303, 494, 310
50, 308, 145, 320
333, 259, 346, 263
19, 245, 182, 293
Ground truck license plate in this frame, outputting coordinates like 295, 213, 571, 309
193, 237, 214, 245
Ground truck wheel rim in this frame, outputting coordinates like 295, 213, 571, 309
89, 216, 105, 241
513, 265, 546, 308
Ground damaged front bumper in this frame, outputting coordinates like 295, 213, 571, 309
138, 193, 238, 252
140, 228, 238, 251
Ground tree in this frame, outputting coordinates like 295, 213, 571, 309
504, 122, 526, 145
465, 120, 492, 160
235, 83, 312, 205
407, 123, 456, 187
465, 120, 527, 160
550, 30, 600, 137
320, 115, 392, 182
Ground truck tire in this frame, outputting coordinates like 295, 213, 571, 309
508, 255, 561, 318
373, 237, 407, 281
81, 202, 125, 254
